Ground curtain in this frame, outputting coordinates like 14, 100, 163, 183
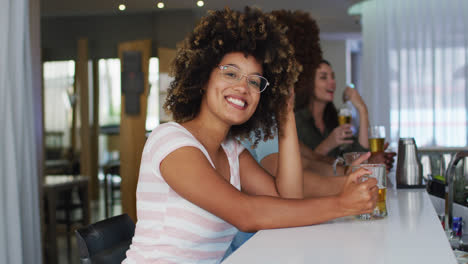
361, 0, 468, 147
0, 0, 42, 262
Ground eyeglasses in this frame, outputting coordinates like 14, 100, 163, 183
217, 65, 270, 93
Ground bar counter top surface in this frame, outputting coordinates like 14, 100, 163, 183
223, 189, 457, 264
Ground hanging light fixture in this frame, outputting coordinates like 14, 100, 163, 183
157, 1, 165, 8
118, 4, 126, 11
196, 0, 204, 7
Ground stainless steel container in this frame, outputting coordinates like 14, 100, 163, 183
396, 138, 423, 187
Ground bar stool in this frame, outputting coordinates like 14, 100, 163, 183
75, 213, 135, 264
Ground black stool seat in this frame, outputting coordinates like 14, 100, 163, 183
75, 213, 135, 264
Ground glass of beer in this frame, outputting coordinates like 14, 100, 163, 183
352, 164, 387, 220
368, 125, 385, 153
338, 107, 352, 125
343, 152, 368, 166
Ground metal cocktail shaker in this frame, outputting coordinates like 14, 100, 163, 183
396, 138, 423, 188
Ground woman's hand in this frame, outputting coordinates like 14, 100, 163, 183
344, 152, 371, 175
337, 168, 379, 215
326, 124, 354, 148
343, 86, 367, 112
315, 124, 354, 155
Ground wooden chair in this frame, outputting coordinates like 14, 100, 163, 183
44, 176, 87, 261
102, 160, 121, 218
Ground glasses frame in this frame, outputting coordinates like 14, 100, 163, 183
217, 65, 270, 93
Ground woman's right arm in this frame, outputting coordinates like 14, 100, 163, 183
344, 86, 369, 149
160, 146, 378, 232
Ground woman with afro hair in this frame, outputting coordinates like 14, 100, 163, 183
222, 10, 378, 259
123, 7, 378, 264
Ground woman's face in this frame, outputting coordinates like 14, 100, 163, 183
200, 52, 262, 126
313, 63, 336, 103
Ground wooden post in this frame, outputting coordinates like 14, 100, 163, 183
118, 40, 151, 222
76, 38, 97, 208
157, 47, 176, 123
70, 73, 77, 161
90, 60, 100, 200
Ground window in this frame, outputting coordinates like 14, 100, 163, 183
98, 57, 160, 130
99, 59, 122, 126
389, 48, 467, 147
43, 60, 75, 150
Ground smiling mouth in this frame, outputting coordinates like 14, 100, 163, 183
226, 96, 247, 109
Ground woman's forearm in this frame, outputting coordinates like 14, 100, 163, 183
357, 105, 369, 148
303, 172, 346, 197
276, 110, 304, 199
314, 139, 334, 156
242, 195, 347, 232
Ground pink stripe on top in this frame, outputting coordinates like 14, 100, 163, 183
123, 122, 244, 264
165, 208, 234, 232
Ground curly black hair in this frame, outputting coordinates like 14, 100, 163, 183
271, 10, 323, 110
164, 7, 300, 146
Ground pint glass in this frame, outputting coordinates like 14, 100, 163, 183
368, 125, 385, 153
352, 164, 387, 219
338, 108, 352, 125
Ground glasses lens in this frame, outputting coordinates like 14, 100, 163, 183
220, 66, 240, 82
247, 76, 261, 90
219, 65, 269, 93
247, 76, 269, 93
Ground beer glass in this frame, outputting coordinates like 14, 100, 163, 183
339, 84, 354, 125
338, 107, 352, 125
352, 164, 387, 220
343, 152, 368, 165
338, 106, 353, 151
368, 125, 385, 153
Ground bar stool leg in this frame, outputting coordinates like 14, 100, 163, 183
110, 174, 115, 216
65, 193, 72, 261
104, 172, 109, 218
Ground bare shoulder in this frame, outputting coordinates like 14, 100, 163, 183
160, 146, 214, 184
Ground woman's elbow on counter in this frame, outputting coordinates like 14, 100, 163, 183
230, 207, 263, 233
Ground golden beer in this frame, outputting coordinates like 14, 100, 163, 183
375, 188, 387, 218
338, 115, 352, 125
369, 137, 385, 152
352, 164, 387, 220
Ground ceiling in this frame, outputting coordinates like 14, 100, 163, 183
41, 0, 363, 34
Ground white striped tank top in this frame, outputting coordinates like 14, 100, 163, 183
123, 122, 243, 264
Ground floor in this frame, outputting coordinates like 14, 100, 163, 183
53, 176, 122, 264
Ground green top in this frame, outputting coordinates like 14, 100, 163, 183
295, 108, 368, 158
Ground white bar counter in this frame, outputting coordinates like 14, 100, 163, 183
223, 189, 457, 264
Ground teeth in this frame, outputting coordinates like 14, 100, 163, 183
226, 97, 246, 107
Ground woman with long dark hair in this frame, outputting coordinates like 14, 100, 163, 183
295, 60, 370, 158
